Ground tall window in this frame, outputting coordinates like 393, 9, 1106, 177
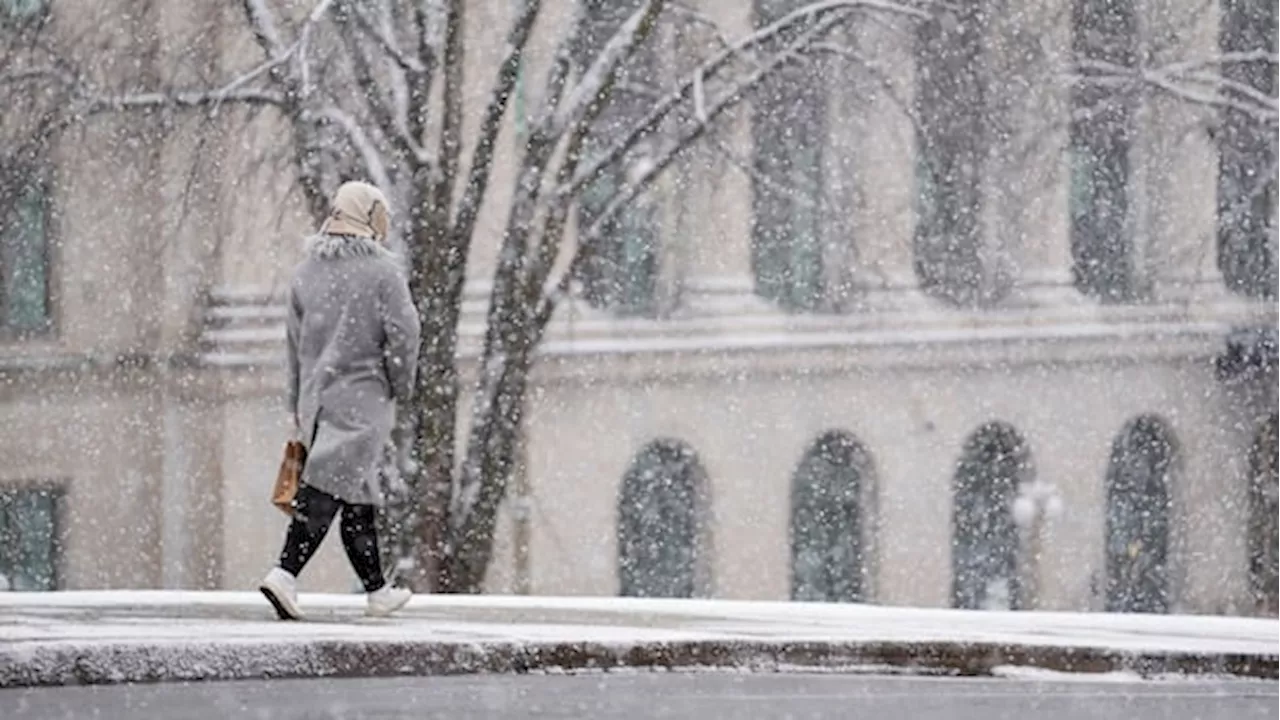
0, 167, 51, 333
750, 0, 826, 312
1218, 0, 1278, 299
617, 439, 709, 597
0, 486, 61, 591
1069, 0, 1138, 302
790, 432, 874, 602
1105, 416, 1175, 613
1248, 414, 1278, 616
574, 0, 660, 316
952, 422, 1031, 610
914, 2, 989, 307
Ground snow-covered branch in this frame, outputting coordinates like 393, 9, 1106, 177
0, 66, 77, 87
706, 132, 819, 210
407, 0, 446, 144
431, 0, 465, 221
333, 1, 421, 163
669, 2, 733, 52
241, 0, 287, 59
1159, 49, 1278, 75
212, 52, 295, 103
582, 17, 846, 243
87, 88, 284, 113
296, 0, 338, 98
448, 0, 543, 248
1072, 56, 1279, 123
558, 0, 928, 200
352, 2, 426, 73
549, 0, 665, 139
538, 9, 852, 323
805, 41, 918, 123
316, 107, 394, 192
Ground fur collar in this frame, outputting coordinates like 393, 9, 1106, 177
304, 233, 393, 260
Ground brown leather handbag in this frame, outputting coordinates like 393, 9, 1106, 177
272, 440, 307, 516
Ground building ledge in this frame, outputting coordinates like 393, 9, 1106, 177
194, 283, 1277, 370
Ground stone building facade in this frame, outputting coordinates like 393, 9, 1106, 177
0, 0, 1275, 615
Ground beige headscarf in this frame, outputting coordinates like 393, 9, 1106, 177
319, 181, 390, 242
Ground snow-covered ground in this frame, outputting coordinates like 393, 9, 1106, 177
2, 591, 1275, 657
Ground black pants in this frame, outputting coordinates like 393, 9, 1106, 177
279, 484, 386, 593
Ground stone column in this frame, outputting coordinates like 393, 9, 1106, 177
1133, 0, 1227, 303
987, 0, 1085, 308
846, 14, 931, 311
671, 0, 773, 318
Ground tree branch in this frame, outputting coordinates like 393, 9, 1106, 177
296, 0, 339, 99
558, 0, 927, 201
706, 131, 819, 210
1073, 57, 1279, 122
447, 0, 543, 251
334, 0, 421, 162
539, 8, 850, 323
241, 0, 287, 59
407, 0, 445, 149
530, 1, 586, 132
87, 88, 285, 113
432, 0, 464, 218
353, 2, 427, 73
549, 0, 666, 138
669, 2, 733, 52
316, 106, 394, 192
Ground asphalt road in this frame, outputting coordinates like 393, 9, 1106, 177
2, 672, 1276, 720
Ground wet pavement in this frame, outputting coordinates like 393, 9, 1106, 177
3, 672, 1276, 720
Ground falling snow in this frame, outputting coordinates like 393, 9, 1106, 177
0, 0, 1276, 713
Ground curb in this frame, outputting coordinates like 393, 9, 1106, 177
2, 639, 1275, 688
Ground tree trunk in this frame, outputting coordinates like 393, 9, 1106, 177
446, 296, 542, 593
406, 175, 464, 593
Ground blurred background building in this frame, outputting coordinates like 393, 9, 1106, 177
0, 0, 1275, 615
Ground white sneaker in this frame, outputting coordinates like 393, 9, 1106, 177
260, 567, 304, 621
366, 584, 411, 617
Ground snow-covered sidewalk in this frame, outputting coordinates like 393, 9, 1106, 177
1, 592, 1276, 687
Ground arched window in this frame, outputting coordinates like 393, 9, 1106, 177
1248, 414, 1278, 615
952, 422, 1032, 610
914, 2, 989, 307
617, 439, 709, 597
751, 0, 827, 312
1105, 416, 1176, 613
1217, 0, 1278, 299
1069, 0, 1138, 302
573, 0, 660, 316
790, 432, 874, 602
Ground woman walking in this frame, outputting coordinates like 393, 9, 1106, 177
260, 180, 421, 620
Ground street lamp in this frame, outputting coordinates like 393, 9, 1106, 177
1012, 478, 1064, 609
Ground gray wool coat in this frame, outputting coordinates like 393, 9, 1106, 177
286, 233, 421, 506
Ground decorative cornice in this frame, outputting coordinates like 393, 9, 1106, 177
194, 282, 1278, 375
